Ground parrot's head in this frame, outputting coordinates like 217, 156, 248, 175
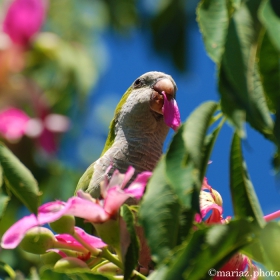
136, 71, 178, 121
102, 71, 181, 155
117, 71, 180, 130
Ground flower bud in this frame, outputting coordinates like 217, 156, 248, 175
97, 263, 122, 275
40, 251, 62, 265
19, 227, 55, 254
94, 219, 120, 249
49, 215, 75, 234
53, 257, 89, 271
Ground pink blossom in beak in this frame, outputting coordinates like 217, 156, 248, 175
162, 92, 181, 131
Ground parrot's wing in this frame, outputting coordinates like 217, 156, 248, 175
75, 162, 95, 194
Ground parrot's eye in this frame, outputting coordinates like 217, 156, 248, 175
134, 78, 143, 88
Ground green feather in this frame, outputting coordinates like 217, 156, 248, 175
76, 86, 133, 194
75, 162, 94, 194
100, 86, 133, 156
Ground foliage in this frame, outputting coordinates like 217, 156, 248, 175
1, 0, 280, 279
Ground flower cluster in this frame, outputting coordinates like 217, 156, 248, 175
2, 168, 280, 278
198, 178, 259, 280
0, 107, 69, 153
1, 167, 152, 273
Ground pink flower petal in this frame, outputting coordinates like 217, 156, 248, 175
0, 107, 30, 140
46, 249, 67, 258
214, 254, 249, 280
3, 0, 46, 46
103, 187, 131, 215
101, 166, 135, 197
38, 127, 57, 154
120, 166, 135, 189
76, 190, 96, 203
24, 118, 44, 138
203, 205, 223, 224
125, 171, 152, 199
1, 201, 68, 249
44, 114, 70, 133
64, 196, 109, 223
55, 234, 82, 247
104, 170, 151, 215
162, 92, 181, 131
74, 227, 106, 248
194, 213, 202, 223
106, 169, 125, 190
55, 228, 107, 249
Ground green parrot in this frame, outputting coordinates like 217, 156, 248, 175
75, 71, 180, 198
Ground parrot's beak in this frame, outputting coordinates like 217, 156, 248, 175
150, 78, 175, 114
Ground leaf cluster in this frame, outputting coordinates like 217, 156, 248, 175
197, 0, 280, 170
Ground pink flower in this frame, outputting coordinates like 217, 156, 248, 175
0, 107, 69, 153
55, 227, 106, 250
1, 167, 151, 249
3, 0, 46, 46
214, 254, 259, 280
66, 166, 151, 223
197, 179, 258, 279
162, 91, 181, 131
195, 178, 229, 224
0, 107, 30, 140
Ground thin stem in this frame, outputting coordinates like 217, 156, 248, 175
72, 231, 101, 256
132, 269, 147, 280
101, 247, 123, 269
264, 210, 280, 222
0, 262, 16, 279
87, 257, 103, 269
91, 260, 109, 272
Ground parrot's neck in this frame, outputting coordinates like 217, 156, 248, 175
110, 110, 169, 173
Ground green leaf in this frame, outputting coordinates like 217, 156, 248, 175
230, 0, 242, 10
0, 143, 40, 214
197, 0, 229, 63
219, 2, 273, 139
258, 31, 280, 113
241, 238, 266, 264
165, 101, 219, 229
40, 267, 115, 280
271, 109, 280, 172
182, 101, 218, 178
219, 66, 246, 137
165, 126, 195, 208
150, 0, 187, 71
0, 164, 3, 188
156, 219, 254, 280
200, 117, 224, 179
0, 193, 10, 219
72, 46, 97, 95
120, 204, 139, 280
165, 102, 219, 232
139, 158, 181, 264
259, 222, 280, 271
244, 222, 280, 272
230, 133, 265, 227
259, 0, 280, 52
